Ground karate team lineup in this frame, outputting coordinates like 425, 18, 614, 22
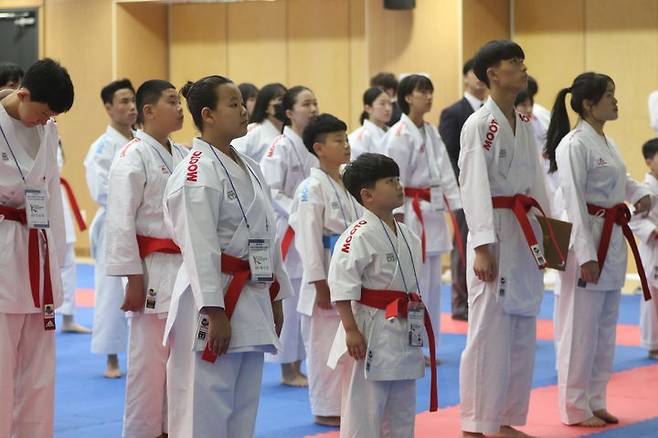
2, 38, 658, 438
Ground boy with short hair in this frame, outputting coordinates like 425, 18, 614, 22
327, 153, 437, 438
289, 113, 361, 426
0, 57, 74, 438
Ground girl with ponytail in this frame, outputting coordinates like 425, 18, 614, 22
348, 87, 392, 159
260, 85, 319, 387
551, 72, 652, 428
163, 75, 292, 436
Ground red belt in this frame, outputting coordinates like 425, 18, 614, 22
403, 187, 464, 265
491, 194, 565, 269
281, 226, 295, 261
358, 288, 438, 412
136, 235, 180, 260
0, 205, 55, 330
202, 252, 281, 363
587, 203, 651, 301
60, 177, 87, 231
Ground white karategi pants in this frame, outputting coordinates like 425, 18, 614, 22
265, 277, 304, 364
58, 243, 76, 316
641, 287, 658, 351
420, 254, 442, 350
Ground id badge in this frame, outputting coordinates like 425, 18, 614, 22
429, 186, 445, 212
194, 314, 210, 351
43, 304, 56, 331
145, 289, 157, 310
407, 301, 425, 347
248, 238, 274, 282
25, 188, 49, 229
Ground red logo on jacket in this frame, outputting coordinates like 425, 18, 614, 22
186, 151, 203, 182
483, 119, 499, 151
341, 220, 368, 253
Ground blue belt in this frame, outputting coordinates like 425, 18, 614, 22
322, 234, 341, 254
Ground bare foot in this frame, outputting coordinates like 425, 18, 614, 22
104, 354, 121, 379
461, 432, 485, 437
281, 362, 308, 387
61, 315, 92, 334
489, 425, 536, 437
649, 349, 658, 360
593, 409, 619, 424
574, 416, 607, 427
314, 416, 340, 427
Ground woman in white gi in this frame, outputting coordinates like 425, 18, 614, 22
289, 113, 361, 426
547, 72, 652, 427
386, 74, 462, 365
629, 138, 658, 361
459, 41, 554, 438
260, 85, 319, 386
349, 87, 391, 159
84, 79, 137, 378
105, 79, 187, 438
0, 58, 73, 438
233, 82, 286, 162
163, 75, 292, 438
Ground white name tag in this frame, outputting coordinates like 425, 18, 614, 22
248, 238, 274, 282
25, 188, 49, 229
408, 301, 424, 347
430, 186, 445, 212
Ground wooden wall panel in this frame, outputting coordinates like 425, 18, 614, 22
462, 0, 510, 63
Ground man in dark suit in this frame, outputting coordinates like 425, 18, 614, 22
438, 58, 487, 321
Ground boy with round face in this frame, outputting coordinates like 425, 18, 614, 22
84, 78, 137, 378
0, 58, 74, 437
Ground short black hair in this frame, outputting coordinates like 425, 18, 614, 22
136, 80, 175, 124
463, 58, 475, 77
21, 58, 74, 113
643, 138, 658, 160
527, 76, 539, 98
250, 82, 286, 124
370, 72, 399, 92
238, 83, 259, 103
397, 74, 433, 114
473, 40, 525, 87
514, 89, 533, 107
343, 153, 399, 205
0, 62, 24, 88
302, 113, 347, 156
101, 79, 135, 105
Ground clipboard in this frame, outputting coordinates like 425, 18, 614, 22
536, 216, 572, 271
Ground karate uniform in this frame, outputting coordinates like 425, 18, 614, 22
163, 138, 293, 438
0, 104, 66, 438
104, 130, 188, 438
327, 209, 426, 438
289, 167, 362, 417
260, 126, 318, 364
648, 90, 658, 132
629, 173, 658, 352
84, 125, 132, 354
555, 120, 650, 424
57, 146, 77, 317
458, 98, 551, 434
386, 113, 462, 351
348, 119, 386, 160
233, 119, 281, 163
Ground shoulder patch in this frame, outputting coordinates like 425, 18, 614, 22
186, 150, 203, 182
266, 135, 284, 158
356, 127, 366, 141
300, 179, 312, 202
483, 118, 499, 151
340, 219, 368, 254
119, 138, 141, 158
394, 123, 405, 137
519, 113, 531, 123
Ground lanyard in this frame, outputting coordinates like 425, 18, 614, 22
287, 134, 306, 171
378, 218, 421, 297
0, 122, 26, 182
322, 170, 358, 229
209, 144, 266, 232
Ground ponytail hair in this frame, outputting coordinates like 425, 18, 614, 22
180, 75, 233, 131
359, 87, 386, 125
274, 85, 311, 126
545, 72, 613, 173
